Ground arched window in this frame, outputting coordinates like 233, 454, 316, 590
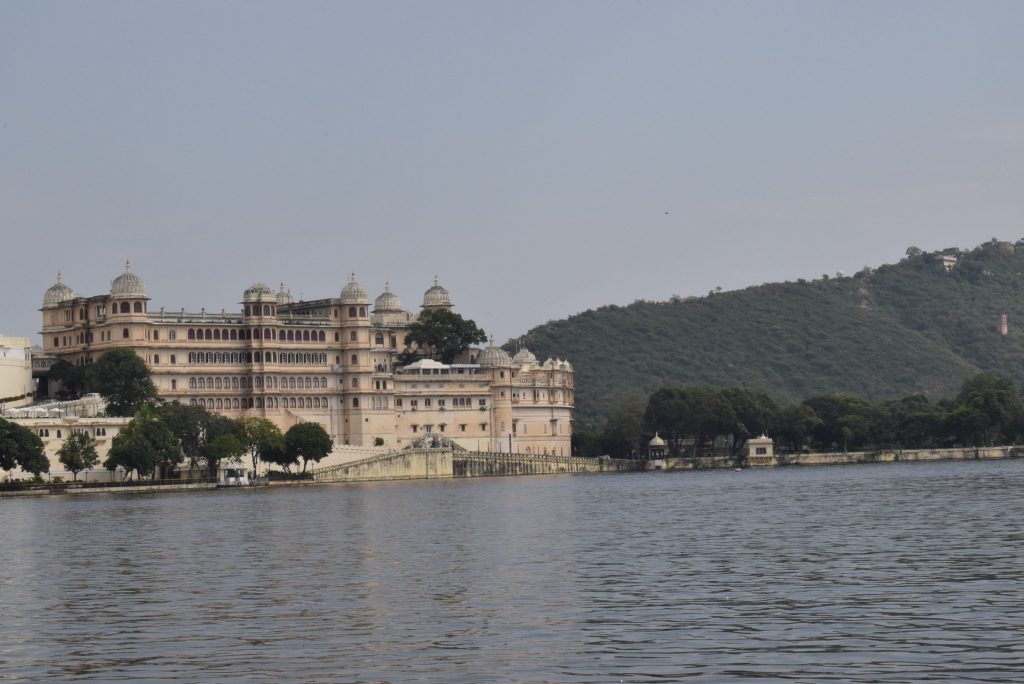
350, 354, 357, 365
214, 353, 222, 364
232, 377, 239, 388
359, 307, 366, 317
262, 305, 270, 316
350, 331, 357, 342
255, 377, 263, 388
254, 352, 262, 362
215, 378, 222, 389
312, 377, 320, 388
290, 398, 298, 408
318, 331, 325, 342
206, 352, 214, 363
122, 328, 129, 338
171, 379, 177, 390
322, 396, 328, 407
375, 333, 384, 346
321, 377, 327, 386
188, 329, 196, 340
351, 378, 359, 388
233, 399, 240, 409
189, 377, 197, 389
222, 329, 228, 340
313, 398, 320, 409
348, 307, 356, 318
303, 330, 310, 342
352, 398, 359, 408
265, 328, 271, 339
134, 302, 142, 313
215, 399, 223, 409
289, 377, 296, 388
305, 398, 312, 408
120, 302, 130, 314
255, 398, 264, 408
230, 329, 237, 340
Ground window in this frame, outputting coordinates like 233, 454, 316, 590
390, 336, 397, 348
171, 379, 177, 390
350, 354, 357, 364
122, 328, 129, 339
411, 425, 418, 433
460, 424, 466, 432
153, 330, 159, 340
170, 354, 176, 364
756, 447, 768, 455
153, 355, 160, 364
169, 330, 177, 341
348, 307, 356, 318
375, 333, 384, 346
352, 398, 359, 408
396, 398, 403, 408
334, 333, 339, 342
350, 331, 357, 342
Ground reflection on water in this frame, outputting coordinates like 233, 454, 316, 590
2, 460, 1023, 682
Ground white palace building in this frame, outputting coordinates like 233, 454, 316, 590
40, 264, 574, 456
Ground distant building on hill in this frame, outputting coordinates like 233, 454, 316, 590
936, 254, 958, 272
39, 264, 574, 455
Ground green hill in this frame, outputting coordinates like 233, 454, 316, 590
516, 239, 1024, 430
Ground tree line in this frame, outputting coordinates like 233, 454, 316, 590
2, 349, 333, 482
572, 372, 1024, 459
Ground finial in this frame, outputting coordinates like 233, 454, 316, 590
350, 272, 356, 283
125, 259, 132, 272
385, 281, 391, 292
56, 271, 63, 284
434, 275, 440, 286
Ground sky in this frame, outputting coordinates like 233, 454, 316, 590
3, 1, 1024, 344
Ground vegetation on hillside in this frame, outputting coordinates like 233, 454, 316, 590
518, 238, 1024, 430
573, 372, 1024, 460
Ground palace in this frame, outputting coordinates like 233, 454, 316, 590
40, 264, 574, 455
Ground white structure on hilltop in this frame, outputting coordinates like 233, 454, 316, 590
40, 264, 574, 456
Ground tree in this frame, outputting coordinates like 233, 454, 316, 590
721, 387, 778, 455
954, 373, 1023, 446
236, 417, 284, 476
205, 433, 244, 476
202, 414, 242, 477
401, 309, 487, 364
89, 349, 158, 417
599, 391, 648, 458
49, 359, 89, 398
104, 406, 181, 480
0, 418, 49, 476
285, 422, 333, 473
57, 432, 99, 481
644, 386, 736, 456
154, 402, 209, 470
777, 405, 822, 453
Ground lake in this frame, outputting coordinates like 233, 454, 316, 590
2, 459, 1022, 682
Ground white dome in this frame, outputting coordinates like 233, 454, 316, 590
243, 282, 275, 302
340, 273, 369, 304
43, 272, 77, 307
477, 340, 512, 367
649, 432, 666, 447
512, 347, 538, 366
110, 261, 146, 297
374, 282, 402, 312
422, 276, 453, 308
276, 283, 294, 305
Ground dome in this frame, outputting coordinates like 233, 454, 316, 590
276, 283, 294, 305
512, 347, 538, 366
110, 260, 146, 297
374, 282, 402, 312
42, 272, 77, 307
649, 432, 666, 447
243, 282, 274, 302
422, 276, 453, 309
340, 273, 369, 304
476, 339, 512, 368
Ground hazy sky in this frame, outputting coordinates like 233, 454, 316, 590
3, 1, 1023, 344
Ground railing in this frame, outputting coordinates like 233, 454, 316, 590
0, 477, 218, 493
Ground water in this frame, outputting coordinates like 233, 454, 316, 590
2, 460, 1023, 682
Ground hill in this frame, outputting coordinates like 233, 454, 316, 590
515, 239, 1024, 430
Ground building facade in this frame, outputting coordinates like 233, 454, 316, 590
40, 264, 574, 455
0, 335, 33, 408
